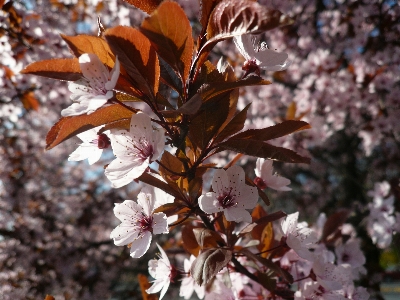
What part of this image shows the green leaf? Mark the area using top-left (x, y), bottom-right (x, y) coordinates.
top-left (105, 26), bottom-right (160, 100)
top-left (191, 248), bottom-right (232, 286)
top-left (140, 1), bottom-right (194, 82)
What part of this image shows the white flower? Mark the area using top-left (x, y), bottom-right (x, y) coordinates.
top-left (335, 239), bottom-right (366, 268)
top-left (68, 126), bottom-right (110, 165)
top-left (280, 212), bottom-right (317, 261)
top-left (147, 243), bottom-right (175, 300)
top-left (233, 34), bottom-right (289, 75)
top-left (254, 158), bottom-right (291, 191)
top-left (61, 53), bottom-right (120, 117)
top-left (199, 165), bottom-right (258, 223)
top-left (110, 185), bottom-right (173, 258)
top-left (180, 255), bottom-right (205, 299)
top-left (105, 112), bottom-right (165, 188)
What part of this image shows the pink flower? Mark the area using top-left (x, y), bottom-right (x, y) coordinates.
top-left (233, 34), bottom-right (289, 76)
top-left (280, 212), bottom-right (317, 261)
top-left (147, 243), bottom-right (176, 300)
top-left (68, 126), bottom-right (110, 165)
top-left (254, 158), bottom-right (291, 191)
top-left (109, 186), bottom-right (172, 258)
top-left (61, 53), bottom-right (120, 116)
top-left (105, 113), bottom-right (165, 188)
top-left (199, 165), bottom-right (258, 223)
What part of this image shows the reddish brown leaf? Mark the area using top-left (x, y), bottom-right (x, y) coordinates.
top-left (159, 151), bottom-right (184, 177)
top-left (20, 91), bottom-right (39, 111)
top-left (199, 0), bottom-right (221, 31)
top-left (20, 58), bottom-right (82, 81)
top-left (191, 248), bottom-right (232, 286)
top-left (322, 209), bottom-right (350, 243)
top-left (188, 91), bottom-right (231, 150)
top-left (61, 34), bottom-right (115, 68)
top-left (195, 0), bottom-right (291, 71)
top-left (44, 296), bottom-right (55, 300)
top-left (105, 26), bottom-right (160, 100)
top-left (200, 75), bottom-right (271, 103)
top-left (193, 228), bottom-right (224, 249)
top-left (213, 103), bottom-right (251, 144)
top-left (137, 274), bottom-right (159, 300)
top-left (138, 172), bottom-right (182, 200)
top-left (231, 120), bottom-right (311, 141)
top-left (122, 0), bottom-right (162, 14)
top-left (141, 1), bottom-right (194, 82)
top-left (46, 104), bottom-right (134, 150)
top-left (218, 139), bottom-right (310, 164)
top-left (181, 225), bottom-right (201, 256)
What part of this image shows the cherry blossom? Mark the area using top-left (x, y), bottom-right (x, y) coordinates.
top-left (105, 112), bottom-right (165, 188)
top-left (233, 34), bottom-right (289, 76)
top-left (254, 158), bottom-right (291, 191)
top-left (109, 185), bottom-right (172, 258)
top-left (147, 243), bottom-right (176, 300)
top-left (179, 255), bottom-right (205, 299)
top-left (199, 165), bottom-right (258, 223)
top-left (68, 126), bottom-right (110, 165)
top-left (280, 212), bottom-right (318, 261)
top-left (61, 53), bottom-right (120, 117)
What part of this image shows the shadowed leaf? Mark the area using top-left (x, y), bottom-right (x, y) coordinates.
top-left (193, 228), bottom-right (224, 249)
top-left (322, 209), bottom-right (350, 243)
top-left (141, 1), bottom-right (194, 82)
top-left (182, 225), bottom-right (201, 256)
top-left (218, 139), bottom-right (310, 164)
top-left (231, 120), bottom-right (310, 141)
top-left (191, 248), bottom-right (232, 286)
top-left (21, 58), bottom-right (82, 81)
top-left (46, 104), bottom-right (134, 150)
top-left (105, 26), bottom-right (160, 100)
top-left (214, 103), bottom-right (251, 144)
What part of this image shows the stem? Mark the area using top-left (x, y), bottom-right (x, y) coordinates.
top-left (231, 256), bottom-right (260, 283)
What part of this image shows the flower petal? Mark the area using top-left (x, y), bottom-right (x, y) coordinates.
top-left (224, 207), bottom-right (252, 223)
top-left (152, 213), bottom-right (168, 234)
top-left (199, 192), bottom-right (220, 214)
top-left (129, 231), bottom-right (152, 258)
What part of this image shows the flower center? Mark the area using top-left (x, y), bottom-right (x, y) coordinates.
top-left (217, 188), bottom-right (237, 209)
top-left (138, 213), bottom-right (154, 233)
top-left (342, 253), bottom-right (350, 262)
top-left (254, 176), bottom-right (267, 190)
top-left (97, 133), bottom-right (111, 149)
top-left (135, 138), bottom-right (154, 161)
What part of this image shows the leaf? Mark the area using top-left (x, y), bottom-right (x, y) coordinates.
top-left (214, 103), bottom-right (251, 144)
top-left (61, 34), bottom-right (115, 68)
top-left (193, 228), bottom-right (224, 249)
top-left (20, 91), bottom-right (39, 111)
top-left (199, 0), bottom-right (221, 31)
top-left (321, 209), bottom-right (350, 243)
top-left (181, 225), bottom-right (201, 256)
top-left (188, 91), bottom-right (231, 150)
top-left (44, 296), bottom-right (55, 300)
top-left (195, 0), bottom-right (291, 71)
top-left (200, 75), bottom-right (271, 103)
top-left (138, 172), bottom-right (182, 200)
top-left (21, 58), bottom-right (82, 81)
top-left (137, 274), bottom-right (159, 300)
top-left (122, 0), bottom-right (162, 14)
top-left (218, 139), bottom-right (310, 164)
top-left (176, 94), bottom-right (202, 115)
top-left (191, 248), bottom-right (232, 286)
top-left (141, 1), bottom-right (194, 82)
top-left (159, 151), bottom-right (185, 177)
top-left (231, 120), bottom-right (311, 141)
top-left (105, 26), bottom-right (160, 100)
top-left (46, 104), bottom-right (134, 150)
top-left (241, 248), bottom-right (293, 284)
